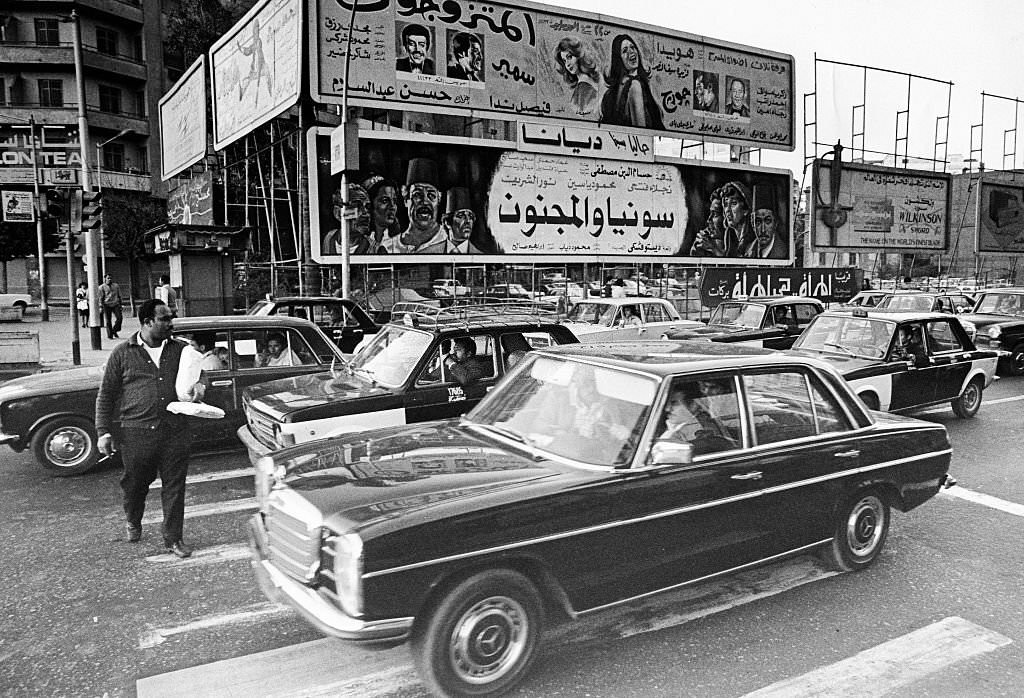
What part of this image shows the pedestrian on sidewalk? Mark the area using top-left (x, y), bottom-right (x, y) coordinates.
top-left (75, 282), bottom-right (89, 328)
top-left (99, 273), bottom-right (123, 339)
top-left (154, 275), bottom-right (178, 316)
top-left (95, 299), bottom-right (206, 558)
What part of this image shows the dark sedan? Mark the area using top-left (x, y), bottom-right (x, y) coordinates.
top-left (247, 296), bottom-right (379, 353)
top-left (665, 296), bottom-right (824, 348)
top-left (249, 341), bottom-right (952, 696)
top-left (957, 287), bottom-right (1024, 375)
top-left (0, 316), bottom-right (346, 476)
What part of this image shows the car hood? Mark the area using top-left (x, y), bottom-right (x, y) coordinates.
top-left (245, 370), bottom-right (390, 417)
top-left (667, 324), bottom-right (760, 339)
top-left (270, 421), bottom-right (567, 529)
top-left (561, 321), bottom-right (613, 335)
top-left (785, 348), bottom-right (883, 374)
top-left (0, 365), bottom-right (103, 399)
top-left (957, 312), bottom-right (1024, 329)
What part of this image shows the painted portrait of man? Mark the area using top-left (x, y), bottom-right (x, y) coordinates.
top-left (396, 23), bottom-right (435, 75)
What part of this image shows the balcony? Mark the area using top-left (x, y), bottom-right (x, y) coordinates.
top-left (0, 102), bottom-right (149, 137)
top-left (26, 0), bottom-right (143, 24)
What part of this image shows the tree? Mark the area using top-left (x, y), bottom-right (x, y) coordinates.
top-left (103, 193), bottom-right (166, 309)
top-left (164, 0), bottom-right (252, 68)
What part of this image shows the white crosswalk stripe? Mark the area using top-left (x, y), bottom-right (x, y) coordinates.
top-left (141, 497), bottom-right (257, 525)
top-left (149, 467), bottom-right (252, 490)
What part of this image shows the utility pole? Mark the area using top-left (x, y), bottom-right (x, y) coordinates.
top-left (70, 9), bottom-right (101, 350)
top-left (28, 115), bottom-right (48, 321)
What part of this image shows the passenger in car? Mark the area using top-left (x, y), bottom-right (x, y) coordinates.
top-left (258, 333), bottom-right (302, 367)
top-left (444, 337), bottom-right (490, 386)
top-left (893, 325), bottom-right (928, 367)
top-left (659, 379), bottom-right (737, 455)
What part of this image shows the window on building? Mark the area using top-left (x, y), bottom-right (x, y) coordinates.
top-left (98, 84), bottom-right (121, 114)
top-left (0, 78), bottom-right (6, 106)
top-left (101, 143), bottom-right (125, 172)
top-left (0, 15), bottom-right (14, 43)
top-left (134, 90), bottom-right (146, 117)
top-left (132, 35), bottom-right (143, 61)
top-left (38, 79), bottom-right (63, 107)
top-left (96, 27), bottom-right (119, 56)
top-left (847, 253), bottom-right (858, 265)
top-left (34, 18), bottom-right (59, 46)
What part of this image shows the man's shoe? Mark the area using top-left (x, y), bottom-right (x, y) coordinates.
top-left (166, 541), bottom-right (192, 558)
top-left (126, 522), bottom-right (142, 543)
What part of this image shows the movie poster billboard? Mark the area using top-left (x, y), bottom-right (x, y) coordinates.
top-left (811, 160), bottom-right (951, 251)
top-left (166, 173), bottom-right (215, 225)
top-left (210, 0), bottom-right (302, 150)
top-left (976, 180), bottom-right (1024, 255)
top-left (159, 56), bottom-right (208, 180)
top-left (307, 126), bottom-right (792, 264)
top-left (312, 0), bottom-right (795, 151)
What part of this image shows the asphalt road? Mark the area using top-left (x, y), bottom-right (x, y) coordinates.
top-left (1, 374), bottom-right (1022, 697)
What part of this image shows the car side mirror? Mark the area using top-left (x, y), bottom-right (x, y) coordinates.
top-left (650, 440), bottom-right (694, 466)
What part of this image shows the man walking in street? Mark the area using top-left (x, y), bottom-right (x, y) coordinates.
top-left (99, 273), bottom-right (123, 339)
top-left (95, 299), bottom-right (206, 558)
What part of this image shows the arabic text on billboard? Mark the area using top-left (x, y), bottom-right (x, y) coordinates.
top-left (314, 0), bottom-right (795, 150)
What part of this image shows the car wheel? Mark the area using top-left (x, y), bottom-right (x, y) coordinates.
top-left (821, 489), bottom-right (890, 572)
top-left (858, 392), bottom-right (880, 411)
top-left (411, 570), bottom-right (543, 697)
top-left (1007, 345), bottom-right (1024, 376)
top-left (951, 377), bottom-right (984, 418)
top-left (32, 417), bottom-right (99, 476)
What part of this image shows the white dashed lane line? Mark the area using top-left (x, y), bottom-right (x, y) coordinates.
top-left (940, 485), bottom-right (1024, 518)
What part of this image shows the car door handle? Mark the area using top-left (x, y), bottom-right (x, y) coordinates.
top-left (210, 380), bottom-right (232, 386)
top-left (730, 471), bottom-right (762, 481)
top-left (835, 449), bottom-right (860, 458)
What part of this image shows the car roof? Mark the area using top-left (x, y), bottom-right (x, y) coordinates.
top-left (573, 297), bottom-right (670, 306)
top-left (536, 340), bottom-right (830, 378)
top-left (975, 287), bottom-right (1024, 294)
top-left (390, 301), bottom-right (564, 332)
top-left (260, 296), bottom-right (358, 304)
top-left (720, 295), bottom-right (822, 305)
top-left (820, 308), bottom-right (955, 322)
top-left (174, 315), bottom-right (321, 330)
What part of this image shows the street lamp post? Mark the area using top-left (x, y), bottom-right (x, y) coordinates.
top-left (95, 128), bottom-right (134, 279)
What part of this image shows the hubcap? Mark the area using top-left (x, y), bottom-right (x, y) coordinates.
top-left (450, 596), bottom-right (528, 685)
top-left (963, 384), bottom-right (980, 410)
top-left (46, 427), bottom-right (91, 468)
top-left (847, 496), bottom-right (884, 557)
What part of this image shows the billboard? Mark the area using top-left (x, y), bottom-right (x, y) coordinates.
top-left (2, 190), bottom-right (34, 223)
top-left (811, 160), bottom-right (951, 251)
top-left (699, 266), bottom-right (860, 308)
top-left (210, 0), bottom-right (302, 150)
top-left (311, 0), bottom-right (795, 151)
top-left (159, 55), bottom-right (208, 180)
top-left (307, 126), bottom-right (793, 263)
top-left (976, 180), bottom-right (1024, 255)
top-left (167, 173), bottom-right (215, 225)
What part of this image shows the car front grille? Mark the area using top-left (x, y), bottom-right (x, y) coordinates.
top-left (265, 491), bottom-right (322, 583)
top-left (247, 405), bottom-right (278, 448)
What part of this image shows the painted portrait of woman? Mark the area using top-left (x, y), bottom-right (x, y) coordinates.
top-left (599, 33), bottom-right (665, 130)
top-left (554, 37), bottom-right (601, 116)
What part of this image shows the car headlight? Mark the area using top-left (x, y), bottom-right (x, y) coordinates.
top-left (330, 532), bottom-right (363, 616)
top-left (987, 325), bottom-right (1002, 339)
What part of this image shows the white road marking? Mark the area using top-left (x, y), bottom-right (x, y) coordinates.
top-left (149, 468), bottom-right (252, 490)
top-left (141, 497), bottom-right (257, 525)
top-left (263, 667), bottom-right (421, 698)
top-left (940, 485), bottom-right (1024, 518)
top-left (144, 542), bottom-right (249, 566)
top-left (138, 602), bottom-right (292, 649)
top-left (742, 616), bottom-right (1011, 697)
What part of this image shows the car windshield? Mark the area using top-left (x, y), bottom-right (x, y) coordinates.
top-left (347, 324), bottom-right (431, 387)
top-left (709, 302), bottom-right (766, 327)
top-left (876, 295), bottom-right (932, 311)
top-left (247, 300), bottom-right (273, 316)
top-left (794, 314), bottom-right (895, 359)
top-left (566, 302), bottom-right (617, 327)
top-left (974, 293), bottom-right (1024, 317)
top-left (467, 355), bottom-right (658, 467)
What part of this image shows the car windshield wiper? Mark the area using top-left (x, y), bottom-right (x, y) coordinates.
top-left (347, 364), bottom-right (377, 385)
top-left (822, 342), bottom-right (857, 356)
top-left (478, 423), bottom-right (532, 446)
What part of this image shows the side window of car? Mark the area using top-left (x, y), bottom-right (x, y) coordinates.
top-left (417, 335), bottom-right (495, 386)
top-left (924, 320), bottom-right (963, 354)
top-left (231, 331), bottom-right (260, 369)
top-left (658, 375), bottom-right (741, 456)
top-left (644, 303), bottom-right (670, 323)
top-left (794, 304), bottom-right (819, 327)
top-left (500, 332), bottom-right (533, 371)
top-left (743, 370), bottom-right (819, 445)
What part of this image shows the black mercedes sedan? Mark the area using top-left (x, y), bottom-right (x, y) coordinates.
top-left (248, 341), bottom-right (952, 696)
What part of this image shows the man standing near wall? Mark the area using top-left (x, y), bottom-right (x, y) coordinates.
top-left (99, 273), bottom-right (123, 339)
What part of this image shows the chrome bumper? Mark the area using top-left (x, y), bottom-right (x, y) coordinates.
top-left (237, 424), bottom-right (272, 466)
top-left (247, 514), bottom-right (413, 643)
top-left (0, 431), bottom-right (20, 447)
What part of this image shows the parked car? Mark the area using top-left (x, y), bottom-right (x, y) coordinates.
top-left (842, 290), bottom-right (890, 309)
top-left (0, 316), bottom-right (347, 476)
top-left (248, 341), bottom-right (953, 696)
top-left (0, 292), bottom-right (34, 319)
top-left (246, 296), bottom-right (379, 353)
top-left (873, 291), bottom-right (976, 315)
top-left (788, 308), bottom-right (1000, 417)
top-left (483, 283), bottom-right (534, 300)
top-left (562, 297), bottom-right (702, 342)
top-left (432, 279), bottom-right (470, 298)
top-left (665, 296), bottom-right (824, 349)
top-left (957, 287), bottom-right (1024, 375)
top-left (237, 302), bottom-right (579, 457)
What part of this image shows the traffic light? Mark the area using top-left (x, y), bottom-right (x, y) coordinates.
top-left (40, 188), bottom-right (66, 220)
top-left (81, 189), bottom-right (102, 231)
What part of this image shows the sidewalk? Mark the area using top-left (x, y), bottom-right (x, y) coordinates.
top-left (1, 306), bottom-right (116, 378)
